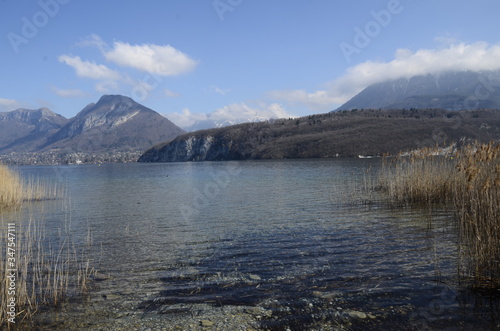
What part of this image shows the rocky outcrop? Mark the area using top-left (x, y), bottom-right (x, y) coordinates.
top-left (139, 134), bottom-right (241, 162)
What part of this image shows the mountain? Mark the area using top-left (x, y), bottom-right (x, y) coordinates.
top-left (42, 95), bottom-right (185, 153)
top-left (0, 108), bottom-right (68, 152)
top-left (337, 70), bottom-right (500, 111)
top-left (139, 108), bottom-right (500, 162)
top-left (0, 95), bottom-right (185, 157)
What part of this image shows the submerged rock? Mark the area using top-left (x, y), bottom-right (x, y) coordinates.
top-left (200, 319), bottom-right (215, 327)
top-left (346, 310), bottom-right (368, 319)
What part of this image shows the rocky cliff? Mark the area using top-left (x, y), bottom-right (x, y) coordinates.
top-left (139, 132), bottom-right (245, 162)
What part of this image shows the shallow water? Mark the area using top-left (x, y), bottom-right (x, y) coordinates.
top-left (8, 159), bottom-right (500, 330)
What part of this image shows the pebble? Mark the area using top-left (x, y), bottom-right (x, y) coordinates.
top-left (248, 274), bottom-right (261, 281)
top-left (94, 272), bottom-right (112, 281)
top-left (200, 319), bottom-right (215, 327)
top-left (347, 310), bottom-right (368, 319)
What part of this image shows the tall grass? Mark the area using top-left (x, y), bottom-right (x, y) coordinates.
top-left (0, 163), bottom-right (94, 327)
top-left (453, 142), bottom-right (500, 288)
top-left (378, 147), bottom-right (456, 206)
top-left (0, 164), bottom-right (23, 211)
top-left (378, 142), bottom-right (500, 288)
top-left (0, 164), bottom-right (61, 212)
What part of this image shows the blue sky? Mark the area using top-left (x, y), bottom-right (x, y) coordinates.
top-left (1, 0), bottom-right (500, 130)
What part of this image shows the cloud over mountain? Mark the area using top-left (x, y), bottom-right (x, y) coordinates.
top-left (168, 102), bottom-right (295, 131)
top-left (271, 42), bottom-right (500, 110)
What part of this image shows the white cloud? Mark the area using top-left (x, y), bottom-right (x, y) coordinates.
top-left (104, 42), bottom-right (198, 76)
top-left (167, 103), bottom-right (296, 131)
top-left (268, 89), bottom-right (341, 110)
top-left (95, 80), bottom-right (120, 94)
top-left (0, 98), bottom-right (20, 111)
top-left (60, 35), bottom-right (198, 97)
top-left (51, 86), bottom-right (85, 97)
top-left (271, 42), bottom-right (500, 108)
top-left (58, 55), bottom-right (122, 81)
top-left (210, 103), bottom-right (292, 124)
top-left (167, 108), bottom-right (209, 129)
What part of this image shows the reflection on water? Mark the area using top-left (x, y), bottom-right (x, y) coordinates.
top-left (13, 159), bottom-right (500, 329)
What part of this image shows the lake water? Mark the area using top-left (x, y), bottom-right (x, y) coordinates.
top-left (9, 159), bottom-right (500, 330)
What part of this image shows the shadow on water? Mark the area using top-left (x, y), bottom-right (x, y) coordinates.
top-left (139, 256), bottom-right (500, 330)
top-left (136, 198), bottom-right (500, 330)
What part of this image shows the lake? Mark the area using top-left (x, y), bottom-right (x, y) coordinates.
top-left (9, 159), bottom-right (500, 330)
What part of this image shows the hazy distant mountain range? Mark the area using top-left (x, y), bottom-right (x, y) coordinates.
top-left (337, 70), bottom-right (500, 111)
top-left (0, 95), bottom-right (184, 154)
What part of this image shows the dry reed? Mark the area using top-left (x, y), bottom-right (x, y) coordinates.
top-left (0, 164), bottom-right (23, 211)
top-left (453, 142), bottom-right (500, 288)
top-left (378, 142), bottom-right (500, 288)
top-left (378, 147), bottom-right (456, 206)
top-left (0, 163), bottom-right (94, 327)
top-left (0, 163), bottom-right (61, 212)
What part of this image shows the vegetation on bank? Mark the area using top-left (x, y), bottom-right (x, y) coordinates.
top-left (0, 163), bottom-right (94, 327)
top-left (378, 142), bottom-right (500, 288)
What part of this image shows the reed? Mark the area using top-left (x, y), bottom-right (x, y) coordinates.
top-left (0, 164), bottom-right (94, 327)
top-left (378, 142), bottom-right (500, 288)
top-left (453, 142), bottom-right (500, 288)
top-left (377, 147), bottom-right (456, 206)
top-left (0, 163), bottom-right (61, 212)
top-left (0, 164), bottom-right (23, 211)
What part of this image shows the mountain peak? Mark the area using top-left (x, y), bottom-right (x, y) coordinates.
top-left (96, 94), bottom-right (135, 106)
top-left (44, 94), bottom-right (185, 152)
top-left (76, 94), bottom-right (153, 119)
top-left (1, 107), bottom-right (66, 123)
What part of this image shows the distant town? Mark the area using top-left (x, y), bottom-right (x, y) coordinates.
top-left (0, 151), bottom-right (142, 166)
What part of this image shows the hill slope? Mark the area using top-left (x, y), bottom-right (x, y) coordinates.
top-left (338, 70), bottom-right (500, 111)
top-left (139, 108), bottom-right (500, 162)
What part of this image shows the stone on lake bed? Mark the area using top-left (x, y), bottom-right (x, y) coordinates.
top-left (245, 307), bottom-right (272, 317)
top-left (248, 274), bottom-right (261, 281)
top-left (200, 319), bottom-right (215, 327)
top-left (93, 272), bottom-right (112, 281)
top-left (103, 294), bottom-right (121, 300)
top-left (347, 310), bottom-right (368, 319)
top-left (312, 290), bottom-right (341, 299)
